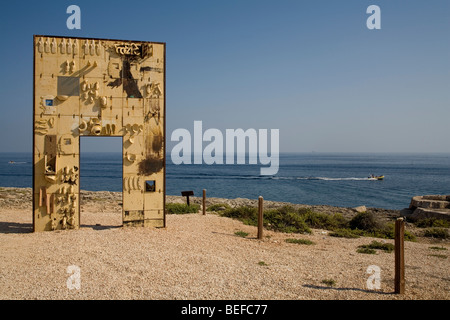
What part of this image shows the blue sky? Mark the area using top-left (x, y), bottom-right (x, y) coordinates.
top-left (0, 0), bottom-right (448, 153)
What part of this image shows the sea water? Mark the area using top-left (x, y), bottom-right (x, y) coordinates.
top-left (1, 152), bottom-right (449, 210)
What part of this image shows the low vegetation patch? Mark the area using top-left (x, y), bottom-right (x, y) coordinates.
top-left (219, 205), bottom-right (417, 241)
top-left (415, 218), bottom-right (450, 228)
top-left (264, 207), bottom-right (312, 234)
top-left (429, 246), bottom-right (447, 251)
top-left (221, 206), bottom-right (312, 234)
top-left (428, 254), bottom-right (447, 259)
top-left (331, 221), bottom-right (416, 241)
top-left (234, 231), bottom-right (249, 238)
top-left (349, 212), bottom-right (382, 232)
top-left (285, 238), bottom-right (314, 245)
top-left (357, 240), bottom-right (395, 253)
top-left (258, 261), bottom-right (268, 266)
top-left (357, 247), bottom-right (377, 254)
top-left (321, 279), bottom-right (336, 287)
top-left (329, 228), bottom-right (361, 239)
top-left (368, 222), bottom-right (416, 242)
top-left (166, 203), bottom-right (200, 214)
top-left (423, 228), bottom-right (449, 239)
top-left (221, 206), bottom-right (258, 225)
top-left (297, 208), bottom-right (347, 230)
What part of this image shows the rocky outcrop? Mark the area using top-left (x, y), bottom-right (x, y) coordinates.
top-left (353, 205), bottom-right (367, 213)
top-left (407, 195), bottom-right (450, 221)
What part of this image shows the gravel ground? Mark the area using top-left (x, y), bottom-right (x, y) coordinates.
top-left (0, 188), bottom-right (448, 300)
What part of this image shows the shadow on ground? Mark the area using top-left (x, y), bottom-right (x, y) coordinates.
top-left (303, 284), bottom-right (394, 295)
top-left (81, 224), bottom-right (122, 231)
top-left (0, 222), bottom-right (33, 234)
top-left (0, 222), bottom-right (122, 233)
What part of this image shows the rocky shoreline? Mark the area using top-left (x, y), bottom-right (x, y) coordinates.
top-left (2, 186), bottom-right (449, 243)
top-left (167, 194), bottom-right (402, 222)
top-left (0, 187), bottom-right (401, 221)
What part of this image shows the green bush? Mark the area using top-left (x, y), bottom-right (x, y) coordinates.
top-left (328, 213), bottom-right (349, 229)
top-left (221, 206), bottom-right (258, 225)
top-left (359, 223), bottom-right (416, 242)
top-left (357, 247), bottom-right (377, 254)
top-left (219, 205), bottom-right (417, 241)
top-left (298, 209), bottom-right (347, 230)
top-left (221, 206), bottom-right (312, 234)
top-left (349, 212), bottom-right (382, 232)
top-left (329, 228), bottom-right (361, 238)
top-left (264, 208), bottom-right (312, 234)
top-left (166, 203), bottom-right (200, 214)
top-left (285, 238), bottom-right (315, 245)
top-left (358, 240), bottom-right (394, 253)
top-left (346, 215), bottom-right (417, 242)
top-left (321, 279), bottom-right (336, 287)
top-left (428, 254), bottom-right (447, 259)
top-left (423, 228), bottom-right (449, 239)
top-left (234, 231), bottom-right (249, 238)
top-left (416, 218), bottom-right (450, 228)
top-left (429, 246), bottom-right (447, 251)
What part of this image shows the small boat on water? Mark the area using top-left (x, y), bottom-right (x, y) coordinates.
top-left (9, 161), bottom-right (15, 164)
top-left (368, 174), bottom-right (384, 180)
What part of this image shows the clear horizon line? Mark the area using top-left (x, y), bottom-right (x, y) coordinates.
top-left (2, 151), bottom-right (450, 155)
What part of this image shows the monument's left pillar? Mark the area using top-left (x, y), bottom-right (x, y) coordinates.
top-left (33, 36), bottom-right (81, 232)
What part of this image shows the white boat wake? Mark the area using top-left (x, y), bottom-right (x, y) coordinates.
top-left (271, 177), bottom-right (373, 181)
top-left (298, 177), bottom-right (369, 181)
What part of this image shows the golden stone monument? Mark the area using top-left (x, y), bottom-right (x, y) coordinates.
top-left (33, 35), bottom-right (166, 232)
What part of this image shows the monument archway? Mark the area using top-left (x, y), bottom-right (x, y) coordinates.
top-left (33, 35), bottom-right (166, 232)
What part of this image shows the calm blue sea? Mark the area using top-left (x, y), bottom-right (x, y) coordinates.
top-left (1, 152), bottom-right (449, 210)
